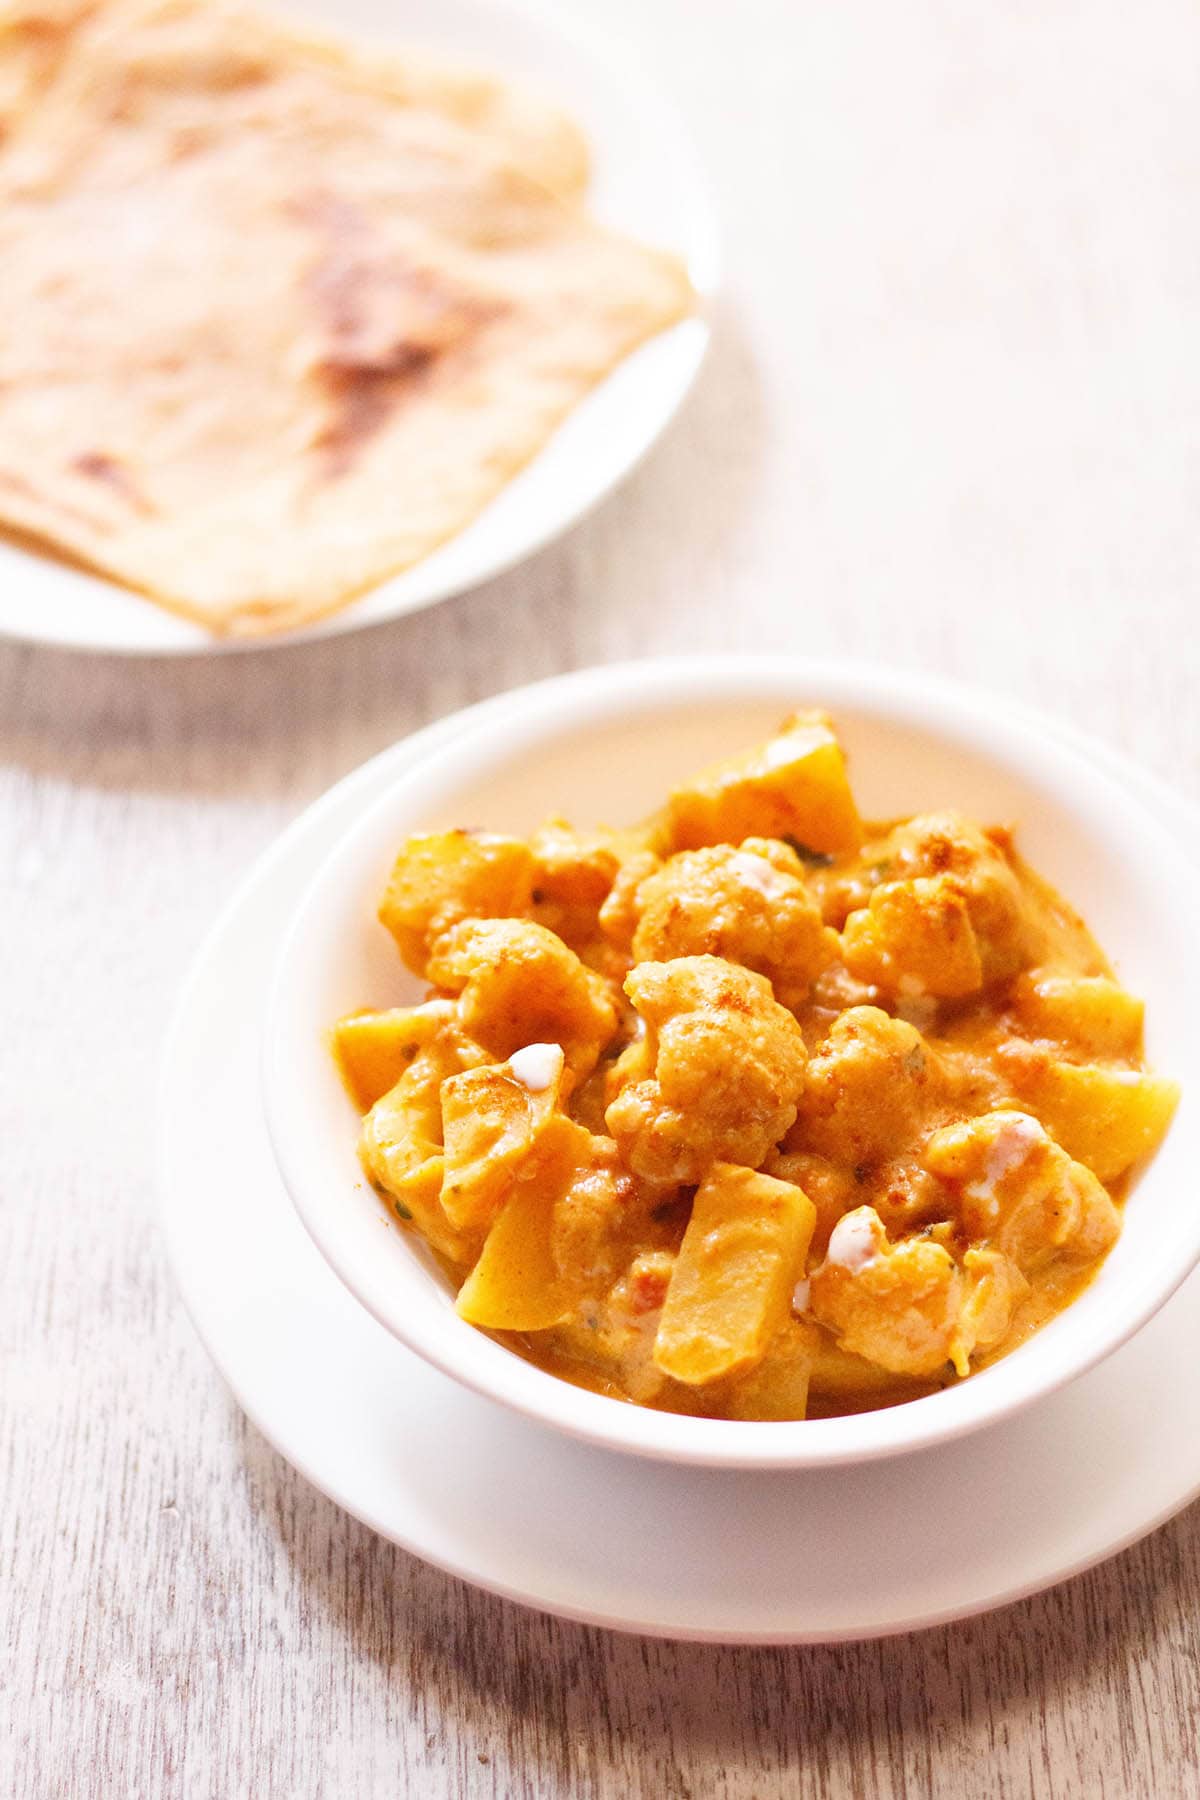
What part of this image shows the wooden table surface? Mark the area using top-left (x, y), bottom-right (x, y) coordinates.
top-left (4, 1), bottom-right (1199, 1793)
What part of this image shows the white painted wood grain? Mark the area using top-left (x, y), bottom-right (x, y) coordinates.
top-left (3, 1), bottom-right (1199, 1794)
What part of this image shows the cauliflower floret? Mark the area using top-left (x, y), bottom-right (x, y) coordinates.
top-left (889, 814), bottom-right (1027, 939)
top-left (597, 849), bottom-right (663, 952)
top-left (527, 818), bottom-right (622, 949)
top-left (605, 955), bottom-right (808, 1183)
top-left (603, 1026), bottom-right (655, 1107)
top-left (629, 840), bottom-right (837, 1000)
top-left (809, 1206), bottom-right (963, 1377)
top-left (789, 1006), bottom-right (945, 1168)
top-left (842, 813), bottom-right (1032, 995)
top-left (841, 874), bottom-right (983, 999)
top-left (427, 918), bottom-right (618, 1078)
top-left (549, 1137), bottom-right (639, 1288)
top-left (378, 830), bottom-right (534, 976)
top-left (765, 1149), bottom-right (855, 1255)
top-left (954, 1247), bottom-right (1029, 1369)
top-left (923, 1109), bottom-right (1120, 1272)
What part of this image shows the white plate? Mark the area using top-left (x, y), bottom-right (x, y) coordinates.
top-left (0, 0), bottom-right (716, 656)
top-left (159, 667), bottom-right (1200, 1642)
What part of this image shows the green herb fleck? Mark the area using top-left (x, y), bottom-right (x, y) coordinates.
top-left (393, 1199), bottom-right (413, 1221)
top-left (782, 835), bottom-right (834, 868)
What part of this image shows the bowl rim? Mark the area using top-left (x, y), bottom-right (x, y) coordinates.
top-left (262, 655), bottom-right (1199, 1469)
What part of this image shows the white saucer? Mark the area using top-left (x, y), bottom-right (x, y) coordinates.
top-left (0, 0), bottom-right (716, 656)
top-left (159, 673), bottom-right (1200, 1642)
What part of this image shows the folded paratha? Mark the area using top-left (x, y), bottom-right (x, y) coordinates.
top-left (0, 0), bottom-right (693, 633)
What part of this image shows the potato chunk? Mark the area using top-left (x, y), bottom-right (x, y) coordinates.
top-left (807, 1337), bottom-right (930, 1407)
top-left (427, 917), bottom-right (618, 1077)
top-left (455, 1113), bottom-right (597, 1331)
top-left (378, 831), bottom-right (534, 975)
top-left (996, 1045), bottom-right (1179, 1182)
top-left (439, 1044), bottom-right (566, 1231)
top-left (359, 1043), bottom-right (485, 1263)
top-left (667, 711), bottom-right (862, 855)
top-left (630, 840), bottom-right (837, 998)
top-left (605, 956), bottom-right (809, 1183)
top-left (376, 1157), bottom-right (460, 1260)
top-left (653, 1164), bottom-right (816, 1385)
top-left (842, 874), bottom-right (984, 999)
top-left (333, 999), bottom-right (456, 1111)
top-left (923, 1109), bottom-right (1120, 1269)
top-left (709, 1318), bottom-right (821, 1419)
top-left (789, 1006), bottom-right (944, 1167)
top-left (357, 1014), bottom-right (494, 1253)
top-left (809, 1206), bottom-right (963, 1377)
top-left (455, 1176), bottom-right (567, 1332)
top-left (1012, 972), bottom-right (1143, 1059)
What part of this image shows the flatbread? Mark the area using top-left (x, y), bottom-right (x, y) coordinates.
top-left (0, 0), bottom-right (693, 633)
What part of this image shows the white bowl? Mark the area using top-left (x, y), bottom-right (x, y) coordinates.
top-left (262, 658), bottom-right (1200, 1468)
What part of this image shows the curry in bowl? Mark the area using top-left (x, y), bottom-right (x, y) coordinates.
top-left (331, 712), bottom-right (1178, 1420)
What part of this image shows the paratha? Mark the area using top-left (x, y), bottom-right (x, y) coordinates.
top-left (0, 0), bottom-right (693, 634)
